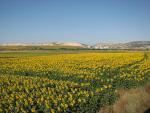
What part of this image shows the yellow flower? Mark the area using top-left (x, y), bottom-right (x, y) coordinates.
top-left (31, 107), bottom-right (36, 112)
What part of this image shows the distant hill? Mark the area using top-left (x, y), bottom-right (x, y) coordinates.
top-left (0, 41), bottom-right (150, 51)
top-left (0, 42), bottom-right (90, 51)
top-left (0, 42), bottom-right (89, 47)
top-left (93, 41), bottom-right (150, 50)
top-left (125, 41), bottom-right (150, 49)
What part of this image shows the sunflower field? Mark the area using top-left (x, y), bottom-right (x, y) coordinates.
top-left (0, 51), bottom-right (150, 113)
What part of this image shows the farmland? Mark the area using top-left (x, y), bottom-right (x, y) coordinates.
top-left (0, 51), bottom-right (150, 113)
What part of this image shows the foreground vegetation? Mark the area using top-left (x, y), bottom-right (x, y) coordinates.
top-left (0, 51), bottom-right (150, 113)
top-left (98, 82), bottom-right (150, 113)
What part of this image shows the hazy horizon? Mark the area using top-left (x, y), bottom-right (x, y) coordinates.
top-left (0, 0), bottom-right (150, 44)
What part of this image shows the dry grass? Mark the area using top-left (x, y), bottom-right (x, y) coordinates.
top-left (98, 83), bottom-right (150, 113)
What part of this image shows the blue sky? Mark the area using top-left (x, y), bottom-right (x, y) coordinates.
top-left (0, 0), bottom-right (150, 44)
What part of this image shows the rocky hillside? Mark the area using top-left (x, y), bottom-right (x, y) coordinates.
top-left (93, 41), bottom-right (150, 50)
